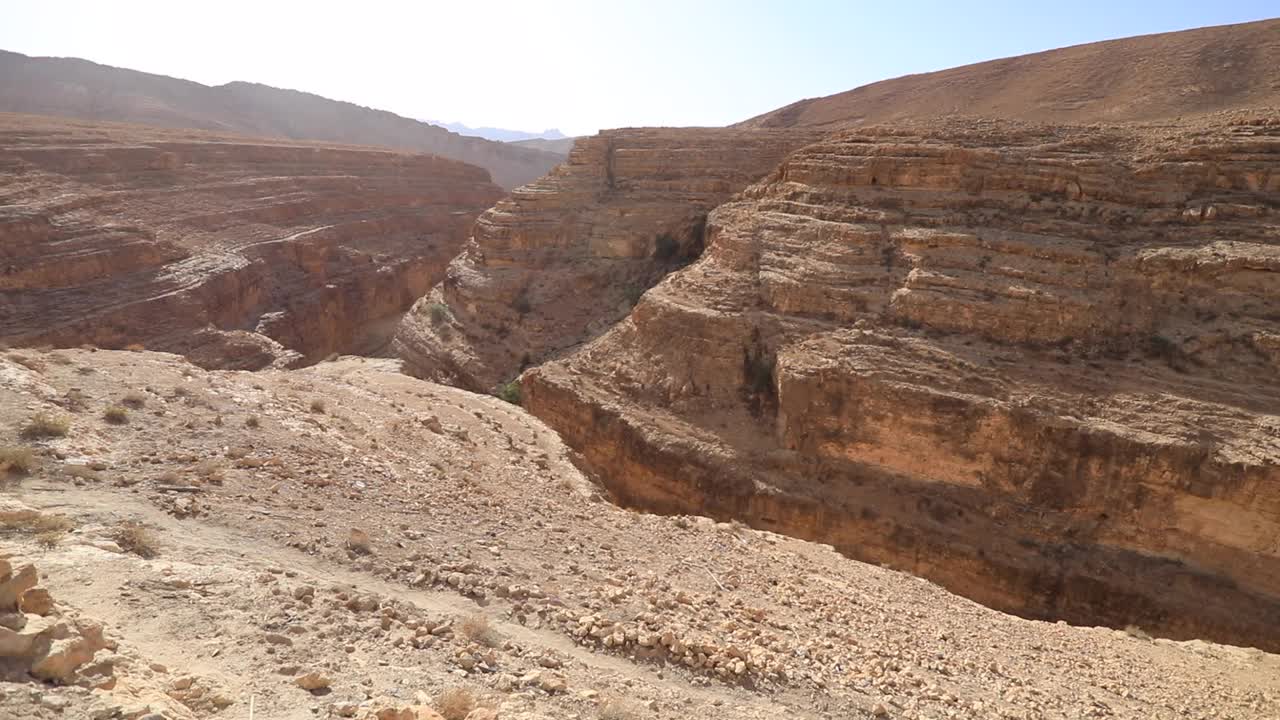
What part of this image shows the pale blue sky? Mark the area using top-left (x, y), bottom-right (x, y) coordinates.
top-left (2, 1), bottom-right (1276, 136)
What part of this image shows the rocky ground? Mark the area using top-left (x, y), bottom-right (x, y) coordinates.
top-left (2, 348), bottom-right (1278, 720)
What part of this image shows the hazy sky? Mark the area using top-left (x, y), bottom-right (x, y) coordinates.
top-left (2, 1), bottom-right (1276, 136)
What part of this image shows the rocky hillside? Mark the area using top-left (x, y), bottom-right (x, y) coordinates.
top-left (0, 113), bottom-right (503, 368)
top-left (394, 127), bottom-right (823, 391)
top-left (1, 349), bottom-right (1277, 719)
top-left (740, 19), bottom-right (1280, 129)
top-left (522, 111), bottom-right (1280, 651)
top-left (0, 51), bottom-right (562, 189)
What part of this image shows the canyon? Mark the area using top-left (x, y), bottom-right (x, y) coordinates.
top-left (2, 16), bottom-right (1280, 720)
top-left (0, 113), bottom-right (503, 368)
top-left (521, 112), bottom-right (1280, 651)
top-left (394, 127), bottom-right (824, 390)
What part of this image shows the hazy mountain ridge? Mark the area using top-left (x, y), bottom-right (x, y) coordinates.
top-left (0, 49), bottom-right (561, 188)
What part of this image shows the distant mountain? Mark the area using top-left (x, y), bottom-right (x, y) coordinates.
top-left (510, 136), bottom-right (577, 156)
top-left (0, 49), bottom-right (562, 189)
top-left (739, 18), bottom-right (1280, 129)
top-left (428, 121), bottom-right (567, 143)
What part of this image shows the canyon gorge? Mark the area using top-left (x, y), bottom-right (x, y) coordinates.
top-left (2, 15), bottom-right (1280, 720)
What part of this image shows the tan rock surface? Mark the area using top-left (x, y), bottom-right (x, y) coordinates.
top-left (524, 113), bottom-right (1280, 651)
top-left (0, 113), bottom-right (503, 368)
top-left (1, 349), bottom-right (1276, 718)
top-left (394, 127), bottom-right (822, 391)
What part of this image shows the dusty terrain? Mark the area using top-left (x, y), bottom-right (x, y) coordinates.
top-left (0, 113), bottom-right (503, 368)
top-left (2, 348), bottom-right (1278, 720)
top-left (522, 111), bottom-right (1280, 651)
top-left (739, 19), bottom-right (1280, 129)
top-left (0, 51), bottom-right (561, 189)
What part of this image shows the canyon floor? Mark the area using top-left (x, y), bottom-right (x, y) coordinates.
top-left (2, 348), bottom-right (1278, 720)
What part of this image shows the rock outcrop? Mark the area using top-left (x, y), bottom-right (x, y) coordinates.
top-left (0, 114), bottom-right (504, 368)
top-left (524, 114), bottom-right (1280, 650)
top-left (394, 127), bottom-right (822, 391)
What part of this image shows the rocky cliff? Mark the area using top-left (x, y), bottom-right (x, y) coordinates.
top-left (394, 127), bottom-right (822, 391)
top-left (0, 113), bottom-right (503, 368)
top-left (524, 113), bottom-right (1280, 650)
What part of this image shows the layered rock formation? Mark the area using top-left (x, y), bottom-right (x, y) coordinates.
top-left (0, 113), bottom-right (503, 368)
top-left (394, 127), bottom-right (822, 390)
top-left (0, 51), bottom-right (562, 189)
top-left (524, 114), bottom-right (1280, 650)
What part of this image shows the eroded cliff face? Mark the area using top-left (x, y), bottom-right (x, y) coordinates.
top-left (524, 114), bottom-right (1280, 650)
top-left (0, 114), bottom-right (504, 368)
top-left (394, 127), bottom-right (822, 391)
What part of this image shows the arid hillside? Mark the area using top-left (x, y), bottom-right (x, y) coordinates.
top-left (0, 51), bottom-right (562, 189)
top-left (0, 113), bottom-right (503, 368)
top-left (519, 110), bottom-right (1280, 651)
top-left (739, 19), bottom-right (1280, 129)
top-left (2, 349), bottom-right (1278, 720)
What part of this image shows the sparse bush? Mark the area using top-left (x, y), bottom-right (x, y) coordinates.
top-left (113, 521), bottom-right (159, 558)
top-left (245, 415), bottom-right (260, 429)
top-left (599, 698), bottom-right (642, 720)
top-left (8, 353), bottom-right (46, 373)
top-left (511, 291), bottom-right (533, 316)
top-left (62, 464), bottom-right (99, 481)
top-left (46, 351), bottom-right (74, 366)
top-left (121, 392), bottom-right (147, 409)
top-left (497, 380), bottom-right (521, 406)
top-left (0, 511), bottom-right (73, 542)
top-left (124, 343), bottom-right (146, 352)
top-left (653, 232), bottom-right (680, 261)
top-left (457, 613), bottom-right (499, 647)
top-left (1124, 624), bottom-right (1153, 641)
top-left (309, 399), bottom-right (326, 414)
top-left (346, 528), bottom-right (372, 554)
top-left (427, 302), bottom-right (452, 325)
top-left (103, 406), bottom-right (129, 425)
top-left (20, 412), bottom-right (70, 439)
top-left (435, 687), bottom-right (477, 720)
top-left (0, 446), bottom-right (36, 475)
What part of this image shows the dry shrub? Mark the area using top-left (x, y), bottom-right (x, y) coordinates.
top-left (121, 392), bottom-right (147, 409)
top-left (245, 415), bottom-right (260, 429)
top-left (7, 352), bottom-right (47, 373)
top-left (599, 699), bottom-right (641, 720)
top-left (124, 343), bottom-right (146, 352)
top-left (458, 613), bottom-right (499, 647)
top-left (194, 459), bottom-right (225, 485)
top-left (21, 412), bottom-right (70, 439)
top-left (103, 406), bottom-right (129, 425)
top-left (62, 464), bottom-right (99, 481)
top-left (0, 511), bottom-right (73, 544)
top-left (309, 398), bottom-right (326, 414)
top-left (0, 446), bottom-right (36, 475)
top-left (1124, 624), bottom-right (1153, 641)
top-left (114, 521), bottom-right (159, 558)
top-left (46, 352), bottom-right (74, 366)
top-left (435, 687), bottom-right (476, 720)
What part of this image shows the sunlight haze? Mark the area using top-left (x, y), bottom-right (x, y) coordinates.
top-left (2, 0), bottom-right (1275, 136)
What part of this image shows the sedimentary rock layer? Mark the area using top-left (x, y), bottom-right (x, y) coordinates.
top-left (525, 114), bottom-right (1280, 650)
top-left (394, 127), bottom-right (823, 391)
top-left (0, 114), bottom-right (503, 368)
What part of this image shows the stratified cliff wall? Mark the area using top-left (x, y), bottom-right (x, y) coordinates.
top-left (394, 128), bottom-right (822, 390)
top-left (0, 114), bottom-right (503, 368)
top-left (525, 114), bottom-right (1280, 650)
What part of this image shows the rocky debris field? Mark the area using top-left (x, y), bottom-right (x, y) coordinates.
top-left (0, 348), bottom-right (1277, 719)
